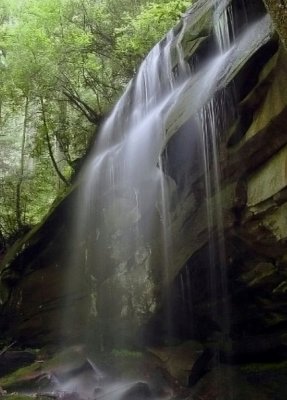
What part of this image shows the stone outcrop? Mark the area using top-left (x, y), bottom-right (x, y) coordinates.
top-left (0, 188), bottom-right (91, 344)
top-left (148, 342), bottom-right (204, 386)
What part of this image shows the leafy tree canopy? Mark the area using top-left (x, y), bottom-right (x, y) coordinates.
top-left (0, 0), bottom-right (190, 247)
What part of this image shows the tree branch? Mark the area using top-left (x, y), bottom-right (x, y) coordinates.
top-left (62, 89), bottom-right (103, 125)
top-left (40, 97), bottom-right (69, 186)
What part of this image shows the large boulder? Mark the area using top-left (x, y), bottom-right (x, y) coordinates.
top-left (148, 341), bottom-right (204, 386)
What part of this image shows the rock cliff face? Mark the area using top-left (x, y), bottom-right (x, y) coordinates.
top-left (1, 0), bottom-right (287, 366)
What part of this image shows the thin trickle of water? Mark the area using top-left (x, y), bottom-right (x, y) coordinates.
top-left (214, 0), bottom-right (235, 52)
top-left (199, 95), bottom-right (230, 334)
top-left (198, 2), bottom-right (236, 393)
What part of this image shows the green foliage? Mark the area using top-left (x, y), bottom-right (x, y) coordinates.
top-left (116, 0), bottom-right (190, 72)
top-left (0, 0), bottom-right (190, 243)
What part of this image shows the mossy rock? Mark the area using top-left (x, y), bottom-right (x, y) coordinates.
top-left (0, 346), bottom-right (86, 391)
top-left (2, 395), bottom-right (35, 400)
top-left (240, 360), bottom-right (287, 374)
top-left (2, 395), bottom-right (53, 400)
top-left (240, 361), bottom-right (287, 400)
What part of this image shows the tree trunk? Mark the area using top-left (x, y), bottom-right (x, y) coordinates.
top-left (15, 96), bottom-right (29, 229)
top-left (56, 99), bottom-right (74, 168)
top-left (40, 97), bottom-right (69, 186)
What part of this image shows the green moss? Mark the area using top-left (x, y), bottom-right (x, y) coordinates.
top-left (43, 347), bottom-right (84, 368)
top-left (111, 349), bottom-right (143, 358)
top-left (0, 362), bottom-right (41, 389)
top-left (86, 349), bottom-right (148, 380)
top-left (0, 347), bottom-right (146, 392)
top-left (240, 359), bottom-right (287, 373)
top-left (2, 395), bottom-right (33, 400)
top-left (0, 347), bottom-right (85, 390)
top-left (2, 395), bottom-right (52, 400)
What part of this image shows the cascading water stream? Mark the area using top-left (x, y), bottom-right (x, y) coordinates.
top-left (60, 1), bottom-right (274, 398)
top-left (200, 2), bottom-right (235, 333)
top-left (214, 0), bottom-right (235, 52)
top-left (64, 24), bottom-right (192, 348)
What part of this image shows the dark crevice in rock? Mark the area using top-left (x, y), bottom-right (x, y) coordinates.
top-left (188, 347), bottom-right (213, 386)
top-left (232, 38), bottom-right (279, 104)
top-left (223, 105), bottom-right (287, 181)
top-left (231, 0), bottom-right (267, 34)
top-left (227, 47), bottom-right (279, 146)
top-left (187, 35), bottom-right (217, 73)
top-left (162, 118), bottom-right (203, 191)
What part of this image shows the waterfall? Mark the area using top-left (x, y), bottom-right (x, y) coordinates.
top-left (214, 0), bottom-right (235, 52)
top-left (64, 21), bottom-right (192, 347)
top-left (46, 0), bottom-right (278, 399)
top-left (63, 0), bottom-right (273, 364)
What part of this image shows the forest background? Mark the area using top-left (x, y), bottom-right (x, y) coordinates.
top-left (0, 0), bottom-right (189, 250)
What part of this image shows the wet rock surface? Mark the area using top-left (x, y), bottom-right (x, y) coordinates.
top-left (119, 382), bottom-right (152, 400)
top-left (148, 342), bottom-right (204, 386)
top-left (0, 348), bottom-right (172, 400)
top-left (0, 346), bottom-right (287, 400)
